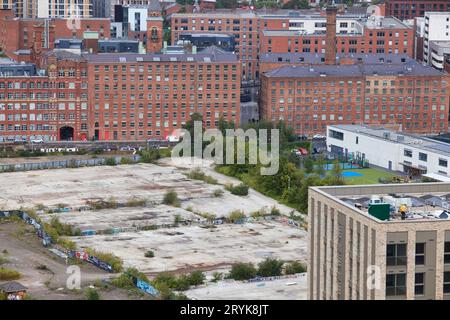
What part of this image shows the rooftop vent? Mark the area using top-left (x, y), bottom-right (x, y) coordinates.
top-left (397, 135), bottom-right (405, 142)
top-left (383, 132), bottom-right (391, 139)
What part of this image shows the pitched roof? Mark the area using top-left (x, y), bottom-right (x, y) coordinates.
top-left (0, 282), bottom-right (28, 293)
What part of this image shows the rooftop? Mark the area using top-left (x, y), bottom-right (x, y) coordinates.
top-left (329, 124), bottom-right (450, 158)
top-left (264, 59), bottom-right (445, 78)
top-left (260, 52), bottom-right (412, 64)
top-left (0, 282), bottom-right (27, 293)
top-left (312, 183), bottom-right (450, 223)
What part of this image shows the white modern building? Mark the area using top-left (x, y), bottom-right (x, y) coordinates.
top-left (327, 125), bottom-right (450, 182)
top-left (423, 12), bottom-right (450, 70)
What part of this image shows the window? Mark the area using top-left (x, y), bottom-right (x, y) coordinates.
top-left (445, 242), bottom-right (450, 264)
top-left (387, 244), bottom-right (407, 266)
top-left (386, 273), bottom-right (406, 296)
top-left (419, 152), bottom-right (427, 162)
top-left (415, 273), bottom-right (424, 295)
top-left (439, 159), bottom-right (448, 168)
top-left (404, 149), bottom-right (412, 157)
top-left (444, 272), bottom-right (450, 294)
top-left (329, 129), bottom-right (344, 140)
top-left (415, 243), bottom-right (425, 265)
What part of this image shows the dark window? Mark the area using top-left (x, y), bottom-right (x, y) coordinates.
top-left (404, 149), bottom-right (412, 157)
top-left (444, 272), bottom-right (450, 294)
top-left (329, 129), bottom-right (344, 140)
top-left (387, 244), bottom-right (407, 266)
top-left (415, 272), bottom-right (424, 295)
top-left (445, 242), bottom-right (450, 264)
top-left (439, 159), bottom-right (448, 168)
top-left (386, 273), bottom-right (406, 296)
top-left (419, 152), bottom-right (428, 162)
top-left (415, 243), bottom-right (425, 265)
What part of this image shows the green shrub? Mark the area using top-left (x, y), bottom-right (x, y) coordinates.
top-left (284, 261), bottom-right (307, 275)
top-left (85, 288), bottom-right (100, 300)
top-left (227, 210), bottom-right (245, 223)
top-left (213, 189), bottom-right (224, 197)
top-left (225, 183), bottom-right (249, 196)
top-left (188, 270), bottom-right (205, 286)
top-left (257, 258), bottom-right (284, 277)
top-left (0, 268), bottom-right (21, 280)
top-left (162, 190), bottom-right (180, 207)
top-left (104, 157), bottom-right (117, 166)
top-left (111, 268), bottom-right (149, 289)
top-left (144, 250), bottom-right (155, 258)
top-left (270, 206), bottom-right (281, 216)
top-left (211, 272), bottom-right (223, 282)
top-left (0, 256), bottom-right (9, 265)
top-left (152, 272), bottom-right (178, 289)
top-left (228, 263), bottom-right (257, 281)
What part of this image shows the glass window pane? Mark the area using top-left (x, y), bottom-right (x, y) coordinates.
top-left (396, 274), bottom-right (406, 286)
top-left (397, 244), bottom-right (407, 256)
top-left (416, 243), bottom-right (425, 254)
top-left (387, 244), bottom-right (395, 257)
top-left (415, 273), bottom-right (424, 284)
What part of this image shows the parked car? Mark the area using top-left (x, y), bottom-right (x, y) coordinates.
top-left (30, 138), bottom-right (44, 144)
top-left (313, 134), bottom-right (326, 140)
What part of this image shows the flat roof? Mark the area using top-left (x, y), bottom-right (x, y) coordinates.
top-left (83, 51), bottom-right (238, 63)
top-left (311, 183), bottom-right (450, 224)
top-left (260, 52), bottom-right (412, 64)
top-left (328, 124), bottom-right (450, 158)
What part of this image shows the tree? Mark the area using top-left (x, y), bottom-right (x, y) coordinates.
top-left (284, 261), bottom-right (307, 275)
top-left (328, 159), bottom-right (345, 185)
top-left (282, 0), bottom-right (310, 9)
top-left (228, 263), bottom-right (257, 280)
top-left (257, 258), bottom-right (284, 277)
top-left (303, 156), bottom-right (314, 173)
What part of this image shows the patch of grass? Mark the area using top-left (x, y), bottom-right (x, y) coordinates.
top-left (227, 210), bottom-right (245, 223)
top-left (162, 190), bottom-right (181, 207)
top-left (0, 268), bottom-right (21, 280)
top-left (126, 197), bottom-right (146, 207)
top-left (85, 287), bottom-right (100, 300)
top-left (341, 168), bottom-right (396, 185)
top-left (187, 168), bottom-right (218, 184)
top-left (144, 250), bottom-right (155, 258)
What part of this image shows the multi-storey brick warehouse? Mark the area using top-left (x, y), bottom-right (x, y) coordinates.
top-left (260, 16), bottom-right (414, 57)
top-left (0, 51), bottom-right (89, 142)
top-left (385, 0), bottom-right (450, 20)
top-left (0, 48), bottom-right (241, 142)
top-left (170, 11), bottom-right (258, 81)
top-left (260, 58), bottom-right (450, 136)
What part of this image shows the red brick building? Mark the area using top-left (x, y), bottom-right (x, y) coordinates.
top-left (385, 0), bottom-right (450, 20)
top-left (260, 16), bottom-right (414, 57)
top-left (260, 60), bottom-right (450, 136)
top-left (85, 50), bottom-right (240, 141)
top-left (0, 48), bottom-right (240, 142)
top-left (171, 11), bottom-right (259, 81)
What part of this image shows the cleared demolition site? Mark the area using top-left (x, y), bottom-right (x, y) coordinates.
top-left (0, 158), bottom-right (308, 299)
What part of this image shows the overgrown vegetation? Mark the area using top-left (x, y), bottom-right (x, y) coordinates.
top-left (162, 190), bottom-right (181, 207)
top-left (213, 189), bottom-right (224, 197)
top-left (151, 271), bottom-right (205, 293)
top-left (227, 263), bottom-right (257, 281)
top-left (85, 287), bottom-right (100, 300)
top-left (84, 248), bottom-right (123, 273)
top-left (187, 168), bottom-right (218, 184)
top-left (225, 183), bottom-right (249, 196)
top-left (257, 258), bottom-right (284, 277)
top-left (284, 261), bottom-right (307, 274)
top-left (227, 210), bottom-right (245, 223)
top-left (144, 250), bottom-right (155, 258)
top-left (0, 268), bottom-right (21, 280)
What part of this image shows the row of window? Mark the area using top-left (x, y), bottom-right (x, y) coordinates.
top-left (404, 149), bottom-right (448, 167)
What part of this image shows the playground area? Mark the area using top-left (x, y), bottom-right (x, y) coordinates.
top-left (341, 168), bottom-right (398, 185)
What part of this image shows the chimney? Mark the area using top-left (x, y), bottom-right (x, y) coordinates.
top-left (325, 6), bottom-right (337, 65)
top-left (82, 31), bottom-right (99, 54)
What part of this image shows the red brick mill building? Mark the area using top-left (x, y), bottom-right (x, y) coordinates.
top-left (0, 47), bottom-right (240, 142)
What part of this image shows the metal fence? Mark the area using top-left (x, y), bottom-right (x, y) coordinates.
top-left (0, 155), bottom-right (141, 172)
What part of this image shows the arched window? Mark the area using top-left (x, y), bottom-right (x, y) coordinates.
top-left (151, 27), bottom-right (158, 39)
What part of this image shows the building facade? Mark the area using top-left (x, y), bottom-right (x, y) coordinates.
top-left (327, 125), bottom-right (450, 181)
top-left (171, 11), bottom-right (259, 81)
top-left (260, 58), bottom-right (449, 136)
top-left (0, 48), bottom-right (240, 142)
top-left (308, 182), bottom-right (450, 300)
top-left (423, 12), bottom-right (450, 71)
top-left (385, 0), bottom-right (450, 20)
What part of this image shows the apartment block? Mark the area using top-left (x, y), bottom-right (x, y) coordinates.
top-left (259, 58), bottom-right (449, 136)
top-left (423, 12), bottom-right (450, 71)
top-left (308, 182), bottom-right (450, 300)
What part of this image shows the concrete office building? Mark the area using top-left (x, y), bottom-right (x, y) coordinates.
top-left (308, 182), bottom-right (450, 300)
top-left (327, 125), bottom-right (450, 181)
top-left (423, 12), bottom-right (450, 70)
